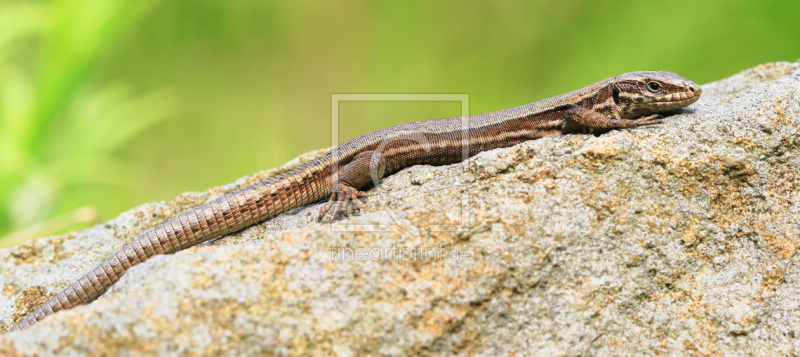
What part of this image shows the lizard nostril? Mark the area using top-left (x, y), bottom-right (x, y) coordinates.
top-left (688, 85), bottom-right (696, 93)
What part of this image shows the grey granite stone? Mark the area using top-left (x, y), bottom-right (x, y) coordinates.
top-left (1, 60), bottom-right (799, 356)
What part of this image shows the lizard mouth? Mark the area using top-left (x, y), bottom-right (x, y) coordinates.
top-left (654, 88), bottom-right (702, 107)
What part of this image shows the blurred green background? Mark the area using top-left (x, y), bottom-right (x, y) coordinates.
top-left (0, 0), bottom-right (798, 248)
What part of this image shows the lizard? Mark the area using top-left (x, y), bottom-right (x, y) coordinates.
top-left (6, 71), bottom-right (701, 332)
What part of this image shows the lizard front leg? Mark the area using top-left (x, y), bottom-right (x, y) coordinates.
top-left (319, 150), bottom-right (387, 221)
top-left (562, 106), bottom-right (662, 134)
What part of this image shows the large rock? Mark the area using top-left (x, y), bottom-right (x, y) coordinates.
top-left (2, 61), bottom-right (799, 355)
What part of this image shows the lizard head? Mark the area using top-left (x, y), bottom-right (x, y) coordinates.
top-left (612, 71), bottom-right (701, 118)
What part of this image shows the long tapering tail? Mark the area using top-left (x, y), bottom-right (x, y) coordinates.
top-left (8, 163), bottom-right (332, 332)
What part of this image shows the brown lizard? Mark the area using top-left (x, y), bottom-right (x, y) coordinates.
top-left (7, 71), bottom-right (700, 332)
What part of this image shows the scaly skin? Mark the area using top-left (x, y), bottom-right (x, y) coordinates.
top-left (7, 71), bottom-right (700, 332)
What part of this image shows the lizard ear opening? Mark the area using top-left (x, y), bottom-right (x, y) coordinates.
top-left (612, 86), bottom-right (621, 104)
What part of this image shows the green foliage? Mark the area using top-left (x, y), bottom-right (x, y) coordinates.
top-left (0, 0), bottom-right (173, 247)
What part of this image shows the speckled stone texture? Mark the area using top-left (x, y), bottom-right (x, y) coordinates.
top-left (1, 60), bottom-right (799, 356)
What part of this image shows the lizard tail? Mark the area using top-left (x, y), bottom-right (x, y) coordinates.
top-left (8, 163), bottom-right (332, 333)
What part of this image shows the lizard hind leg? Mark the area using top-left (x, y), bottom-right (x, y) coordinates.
top-left (318, 150), bottom-right (386, 221)
top-left (319, 186), bottom-right (368, 221)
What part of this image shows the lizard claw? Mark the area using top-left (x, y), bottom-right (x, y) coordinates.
top-left (634, 114), bottom-right (663, 126)
top-left (317, 188), bottom-right (368, 222)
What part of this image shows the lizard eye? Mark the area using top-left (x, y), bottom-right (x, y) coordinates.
top-left (647, 81), bottom-right (662, 92)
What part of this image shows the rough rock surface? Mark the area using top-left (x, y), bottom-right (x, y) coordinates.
top-left (2, 60), bottom-right (800, 356)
